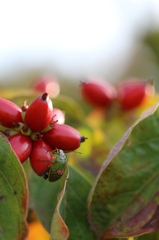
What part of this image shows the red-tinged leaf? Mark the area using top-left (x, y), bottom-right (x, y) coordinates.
top-left (0, 133), bottom-right (28, 240)
top-left (49, 166), bottom-right (69, 240)
top-left (87, 103), bottom-right (159, 239)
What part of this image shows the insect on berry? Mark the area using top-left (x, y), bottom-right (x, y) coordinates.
top-left (43, 149), bottom-right (67, 182)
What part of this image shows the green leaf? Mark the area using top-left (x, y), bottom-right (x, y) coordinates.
top-left (88, 103), bottom-right (159, 239)
top-left (61, 165), bottom-right (95, 240)
top-left (29, 163), bottom-right (94, 240)
top-left (0, 133), bottom-right (28, 240)
top-left (28, 169), bottom-right (61, 232)
top-left (135, 231), bottom-right (159, 240)
top-left (29, 166), bottom-right (69, 239)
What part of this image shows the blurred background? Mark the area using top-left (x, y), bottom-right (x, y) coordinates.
top-left (1, 0), bottom-right (159, 92)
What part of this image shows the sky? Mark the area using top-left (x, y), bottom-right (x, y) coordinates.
top-left (0, 0), bottom-right (159, 83)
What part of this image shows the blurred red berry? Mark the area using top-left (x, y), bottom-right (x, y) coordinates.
top-left (9, 134), bottom-right (32, 163)
top-left (32, 75), bottom-right (60, 98)
top-left (24, 93), bottom-right (53, 132)
top-left (0, 98), bottom-right (22, 127)
top-left (80, 79), bottom-right (117, 108)
top-left (117, 79), bottom-right (155, 111)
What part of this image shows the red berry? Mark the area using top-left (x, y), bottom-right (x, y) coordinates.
top-left (53, 108), bottom-right (65, 124)
top-left (80, 79), bottom-right (117, 107)
top-left (24, 93), bottom-right (53, 132)
top-left (9, 134), bottom-right (32, 163)
top-left (43, 124), bottom-right (86, 152)
top-left (32, 75), bottom-right (60, 98)
top-left (0, 98), bottom-right (22, 127)
top-left (30, 139), bottom-right (54, 176)
top-left (117, 79), bottom-right (155, 111)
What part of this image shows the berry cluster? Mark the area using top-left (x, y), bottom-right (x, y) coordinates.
top-left (80, 78), bottom-right (155, 112)
top-left (0, 93), bottom-right (86, 181)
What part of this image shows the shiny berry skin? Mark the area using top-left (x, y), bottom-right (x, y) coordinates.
top-left (117, 79), bottom-right (155, 111)
top-left (80, 79), bottom-right (117, 107)
top-left (30, 139), bottom-right (54, 176)
top-left (8, 134), bottom-right (32, 163)
top-left (0, 98), bottom-right (22, 127)
top-left (43, 124), bottom-right (86, 152)
top-left (24, 93), bottom-right (53, 132)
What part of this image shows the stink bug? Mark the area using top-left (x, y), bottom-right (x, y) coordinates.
top-left (43, 149), bottom-right (67, 182)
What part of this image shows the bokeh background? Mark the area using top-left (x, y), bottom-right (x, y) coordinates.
top-left (0, 0), bottom-right (159, 93)
top-left (1, 3), bottom-right (159, 239)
